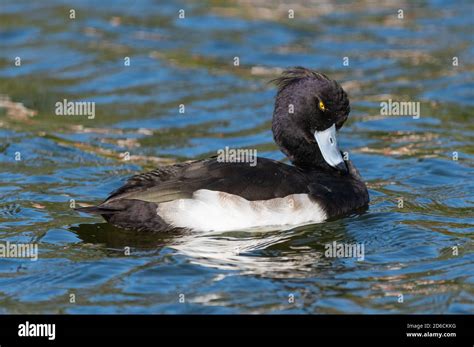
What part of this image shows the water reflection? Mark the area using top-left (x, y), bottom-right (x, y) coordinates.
top-left (72, 219), bottom-right (356, 278)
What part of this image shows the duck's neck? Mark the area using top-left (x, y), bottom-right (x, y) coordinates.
top-left (272, 121), bottom-right (332, 171)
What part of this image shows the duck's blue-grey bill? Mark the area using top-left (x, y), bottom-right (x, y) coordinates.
top-left (314, 124), bottom-right (346, 173)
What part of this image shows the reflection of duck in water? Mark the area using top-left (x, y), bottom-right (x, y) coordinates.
top-left (77, 67), bottom-right (369, 232)
top-left (71, 221), bottom-right (348, 277)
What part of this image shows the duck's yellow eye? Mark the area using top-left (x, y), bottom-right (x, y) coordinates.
top-left (318, 100), bottom-right (326, 111)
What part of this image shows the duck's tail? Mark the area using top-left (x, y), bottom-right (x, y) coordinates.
top-left (75, 199), bottom-right (174, 232)
top-left (75, 205), bottom-right (122, 215)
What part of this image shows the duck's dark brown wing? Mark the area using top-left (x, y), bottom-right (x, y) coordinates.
top-left (104, 156), bottom-right (311, 204)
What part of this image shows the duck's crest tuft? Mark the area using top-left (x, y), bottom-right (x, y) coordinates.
top-left (270, 67), bottom-right (330, 92)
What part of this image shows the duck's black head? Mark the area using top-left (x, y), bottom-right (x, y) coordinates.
top-left (271, 67), bottom-right (350, 173)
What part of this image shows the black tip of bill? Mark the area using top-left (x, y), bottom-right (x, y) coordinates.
top-left (335, 162), bottom-right (348, 174)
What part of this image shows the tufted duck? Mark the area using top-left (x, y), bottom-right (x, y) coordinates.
top-left (77, 67), bottom-right (369, 232)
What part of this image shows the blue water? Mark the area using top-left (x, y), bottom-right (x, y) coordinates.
top-left (0, 0), bottom-right (473, 313)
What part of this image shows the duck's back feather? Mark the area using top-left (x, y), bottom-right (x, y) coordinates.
top-left (106, 156), bottom-right (311, 204)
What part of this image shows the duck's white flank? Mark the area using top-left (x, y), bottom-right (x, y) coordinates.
top-left (157, 189), bottom-right (327, 232)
